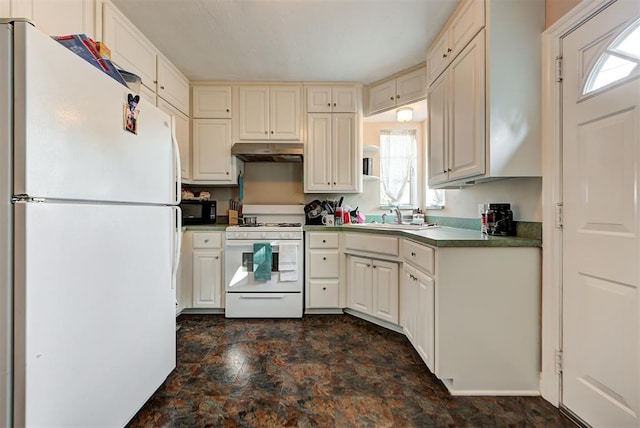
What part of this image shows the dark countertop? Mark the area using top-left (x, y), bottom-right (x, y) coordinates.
top-left (304, 225), bottom-right (541, 248)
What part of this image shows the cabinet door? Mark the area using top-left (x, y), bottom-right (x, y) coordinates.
top-left (192, 86), bottom-right (232, 118)
top-left (427, 32), bottom-right (450, 86)
top-left (332, 87), bottom-right (358, 113)
top-left (14, 0), bottom-right (94, 38)
top-left (306, 86), bottom-right (332, 113)
top-left (102, 2), bottom-right (157, 91)
top-left (449, 0), bottom-right (484, 58)
top-left (368, 79), bottom-right (396, 114)
top-left (138, 83), bottom-right (156, 106)
top-left (415, 269), bottom-right (435, 371)
top-left (304, 114), bottom-right (332, 192)
top-left (157, 55), bottom-right (189, 115)
top-left (176, 231), bottom-right (193, 313)
top-left (270, 86), bottom-right (301, 140)
top-left (371, 260), bottom-right (399, 324)
top-left (448, 30), bottom-right (485, 181)
top-left (427, 72), bottom-right (449, 186)
top-left (239, 86), bottom-right (269, 140)
top-left (158, 99), bottom-right (190, 181)
top-left (332, 114), bottom-right (358, 192)
top-left (396, 68), bottom-right (426, 105)
top-left (401, 265), bottom-right (418, 342)
top-left (192, 119), bottom-right (233, 182)
top-left (348, 256), bottom-right (372, 314)
top-left (192, 249), bottom-right (223, 308)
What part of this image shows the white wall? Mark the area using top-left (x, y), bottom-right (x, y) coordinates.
top-left (429, 177), bottom-right (542, 222)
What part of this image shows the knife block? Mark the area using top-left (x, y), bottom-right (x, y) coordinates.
top-left (229, 209), bottom-right (239, 225)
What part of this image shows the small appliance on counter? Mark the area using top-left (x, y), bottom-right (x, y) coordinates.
top-left (180, 199), bottom-right (217, 225)
top-left (485, 203), bottom-right (515, 236)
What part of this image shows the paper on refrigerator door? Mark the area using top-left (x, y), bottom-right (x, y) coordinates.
top-left (279, 243), bottom-right (298, 282)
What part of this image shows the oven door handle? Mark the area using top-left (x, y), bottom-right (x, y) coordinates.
top-left (238, 294), bottom-right (286, 299)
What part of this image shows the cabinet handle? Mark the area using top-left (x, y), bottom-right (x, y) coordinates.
top-left (411, 252), bottom-right (416, 256)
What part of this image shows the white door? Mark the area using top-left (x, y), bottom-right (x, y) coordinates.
top-left (192, 119), bottom-right (232, 182)
top-left (332, 114), bottom-right (357, 192)
top-left (348, 256), bottom-right (372, 314)
top-left (270, 86), bottom-right (301, 140)
top-left (371, 260), bottom-right (398, 324)
top-left (304, 114), bottom-right (332, 192)
top-left (239, 86), bottom-right (269, 140)
top-left (562, 2), bottom-right (640, 426)
top-left (192, 249), bottom-right (223, 308)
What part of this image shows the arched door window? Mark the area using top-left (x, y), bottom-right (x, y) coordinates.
top-left (583, 18), bottom-right (640, 95)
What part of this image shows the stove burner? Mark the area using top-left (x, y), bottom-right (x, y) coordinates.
top-left (237, 223), bottom-right (264, 228)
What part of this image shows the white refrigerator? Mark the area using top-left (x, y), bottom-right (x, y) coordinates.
top-left (0, 20), bottom-right (182, 427)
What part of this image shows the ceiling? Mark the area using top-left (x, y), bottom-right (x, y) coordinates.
top-left (111, 0), bottom-right (458, 85)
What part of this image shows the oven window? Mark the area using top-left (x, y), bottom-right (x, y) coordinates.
top-left (241, 252), bottom-right (280, 272)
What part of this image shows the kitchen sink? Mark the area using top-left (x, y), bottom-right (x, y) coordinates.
top-left (348, 222), bottom-right (439, 230)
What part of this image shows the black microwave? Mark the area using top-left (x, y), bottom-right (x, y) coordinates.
top-left (180, 200), bottom-right (216, 225)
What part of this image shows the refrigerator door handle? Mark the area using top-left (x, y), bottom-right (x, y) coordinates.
top-left (170, 116), bottom-right (181, 205)
top-left (171, 206), bottom-right (182, 290)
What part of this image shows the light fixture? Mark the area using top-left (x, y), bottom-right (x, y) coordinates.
top-left (396, 107), bottom-right (413, 122)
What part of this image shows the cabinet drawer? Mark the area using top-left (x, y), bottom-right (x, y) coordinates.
top-left (344, 233), bottom-right (398, 256)
top-left (308, 232), bottom-right (339, 249)
top-left (402, 239), bottom-right (435, 274)
top-left (192, 232), bottom-right (222, 249)
top-left (307, 279), bottom-right (340, 308)
top-left (308, 251), bottom-right (339, 278)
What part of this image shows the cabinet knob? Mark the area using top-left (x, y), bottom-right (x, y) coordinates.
top-left (447, 48), bottom-right (452, 53)
top-left (160, 85), bottom-right (165, 90)
top-left (264, 131), bottom-right (268, 134)
top-left (323, 287), bottom-right (327, 290)
top-left (323, 257), bottom-right (327, 260)
top-left (215, 256), bottom-right (219, 260)
top-left (411, 252), bottom-right (416, 256)
top-left (333, 103), bottom-right (337, 107)
top-left (333, 182), bottom-right (336, 185)
top-left (327, 103), bottom-right (331, 107)
top-left (443, 53), bottom-right (447, 59)
top-left (153, 80), bottom-right (158, 84)
top-left (204, 239), bottom-right (209, 243)
top-left (226, 172), bottom-right (230, 175)
top-left (270, 131), bottom-right (274, 134)
top-left (226, 109), bottom-right (230, 112)
top-left (443, 169), bottom-right (447, 174)
top-left (448, 168), bottom-right (452, 172)
top-left (327, 182), bottom-right (330, 185)
top-left (322, 239), bottom-right (326, 243)
top-left (373, 265), bottom-right (377, 269)
top-left (366, 264), bottom-right (371, 267)
top-left (390, 96), bottom-right (395, 101)
top-left (396, 95), bottom-right (400, 99)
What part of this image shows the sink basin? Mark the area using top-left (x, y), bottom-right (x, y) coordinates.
top-left (348, 222), bottom-right (439, 231)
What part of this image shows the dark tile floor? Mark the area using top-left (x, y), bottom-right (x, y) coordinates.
top-left (128, 314), bottom-right (575, 427)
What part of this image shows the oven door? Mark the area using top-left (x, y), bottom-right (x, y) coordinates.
top-left (224, 240), bottom-right (302, 293)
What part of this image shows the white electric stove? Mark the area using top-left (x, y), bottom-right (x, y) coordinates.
top-left (224, 205), bottom-right (305, 318)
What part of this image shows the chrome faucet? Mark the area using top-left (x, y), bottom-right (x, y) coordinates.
top-left (381, 213), bottom-right (387, 224)
top-left (393, 206), bottom-right (402, 224)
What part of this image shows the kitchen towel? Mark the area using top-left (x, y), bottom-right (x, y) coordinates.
top-left (253, 243), bottom-right (272, 281)
top-left (278, 243), bottom-right (298, 282)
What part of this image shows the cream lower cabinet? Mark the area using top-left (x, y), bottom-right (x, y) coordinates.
top-left (191, 232), bottom-right (224, 309)
top-left (305, 232), bottom-right (341, 311)
top-left (177, 231), bottom-right (224, 312)
top-left (347, 255), bottom-right (399, 324)
top-left (304, 113), bottom-right (359, 193)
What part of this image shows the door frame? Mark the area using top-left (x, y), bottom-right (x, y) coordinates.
top-left (540, 0), bottom-right (617, 406)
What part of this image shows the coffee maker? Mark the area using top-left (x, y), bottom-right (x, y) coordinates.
top-left (485, 203), bottom-right (515, 236)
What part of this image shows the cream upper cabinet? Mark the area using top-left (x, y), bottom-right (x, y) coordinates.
top-left (157, 98), bottom-right (190, 181)
top-left (138, 83), bottom-right (156, 106)
top-left (191, 119), bottom-right (235, 183)
top-left (367, 66), bottom-right (426, 115)
top-left (305, 113), bottom-right (359, 193)
top-left (426, 0), bottom-right (543, 188)
top-left (192, 85), bottom-right (232, 119)
top-left (306, 86), bottom-right (357, 113)
top-left (10, 0), bottom-right (95, 38)
top-left (428, 31), bottom-right (485, 186)
top-left (157, 55), bottom-right (189, 115)
top-left (101, 1), bottom-right (157, 91)
top-left (426, 0), bottom-right (484, 85)
top-left (238, 85), bottom-right (301, 140)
